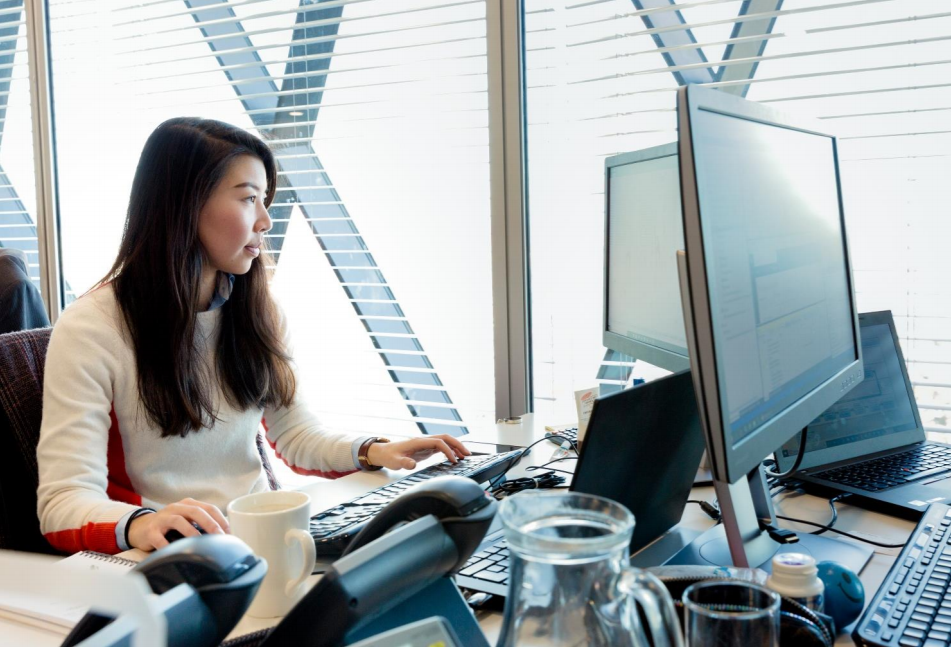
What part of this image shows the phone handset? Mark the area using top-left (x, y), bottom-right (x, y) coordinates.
top-left (261, 475), bottom-right (497, 647)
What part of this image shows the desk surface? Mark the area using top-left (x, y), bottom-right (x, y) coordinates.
top-left (0, 416), bottom-right (914, 647)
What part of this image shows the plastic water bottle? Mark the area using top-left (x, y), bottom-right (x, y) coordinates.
top-left (767, 552), bottom-right (825, 612)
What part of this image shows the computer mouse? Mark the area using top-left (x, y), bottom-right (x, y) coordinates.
top-left (164, 522), bottom-right (207, 543)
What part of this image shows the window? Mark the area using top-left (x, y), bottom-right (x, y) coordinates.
top-left (0, 2), bottom-right (41, 301)
top-left (47, 0), bottom-right (496, 465)
top-left (524, 0), bottom-right (951, 434)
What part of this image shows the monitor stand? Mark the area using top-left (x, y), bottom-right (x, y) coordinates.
top-left (664, 466), bottom-right (873, 574)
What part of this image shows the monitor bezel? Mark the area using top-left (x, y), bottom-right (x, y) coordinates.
top-left (602, 142), bottom-right (691, 373)
top-left (677, 84), bottom-right (865, 484)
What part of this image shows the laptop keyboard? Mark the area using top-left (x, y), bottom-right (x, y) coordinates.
top-left (457, 536), bottom-right (510, 585)
top-left (815, 444), bottom-right (951, 492)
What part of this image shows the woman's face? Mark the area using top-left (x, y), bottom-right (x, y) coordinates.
top-left (198, 154), bottom-right (271, 276)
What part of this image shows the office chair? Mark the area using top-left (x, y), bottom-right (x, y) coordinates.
top-left (0, 249), bottom-right (50, 335)
top-left (0, 327), bottom-right (56, 554)
top-left (0, 328), bottom-right (280, 554)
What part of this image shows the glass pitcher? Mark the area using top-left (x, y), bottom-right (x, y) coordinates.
top-left (496, 491), bottom-right (684, 647)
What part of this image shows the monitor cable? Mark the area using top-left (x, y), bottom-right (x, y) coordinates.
top-left (687, 499), bottom-right (722, 522)
top-left (810, 492), bottom-right (851, 536)
top-left (690, 495), bottom-right (905, 548)
top-left (763, 427), bottom-right (808, 479)
top-left (772, 514), bottom-right (907, 549)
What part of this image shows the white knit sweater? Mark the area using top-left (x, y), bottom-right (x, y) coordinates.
top-left (36, 284), bottom-right (360, 554)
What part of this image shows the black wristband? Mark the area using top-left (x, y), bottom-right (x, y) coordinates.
top-left (124, 507), bottom-right (156, 550)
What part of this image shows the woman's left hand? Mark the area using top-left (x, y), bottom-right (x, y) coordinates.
top-left (366, 434), bottom-right (472, 470)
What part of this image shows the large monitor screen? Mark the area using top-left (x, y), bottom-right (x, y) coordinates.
top-left (692, 108), bottom-right (858, 449)
top-left (605, 148), bottom-right (688, 370)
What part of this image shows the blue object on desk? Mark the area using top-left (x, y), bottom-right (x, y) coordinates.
top-left (816, 560), bottom-right (864, 632)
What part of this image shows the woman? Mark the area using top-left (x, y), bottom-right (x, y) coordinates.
top-left (36, 118), bottom-right (469, 554)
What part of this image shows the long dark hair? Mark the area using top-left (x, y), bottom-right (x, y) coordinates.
top-left (101, 117), bottom-right (295, 438)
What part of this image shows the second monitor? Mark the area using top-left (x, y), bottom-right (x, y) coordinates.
top-left (603, 143), bottom-right (689, 372)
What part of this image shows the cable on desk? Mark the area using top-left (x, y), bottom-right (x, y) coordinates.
top-left (687, 499), bottom-right (722, 521)
top-left (763, 427), bottom-right (808, 479)
top-left (525, 456), bottom-right (578, 476)
top-left (774, 514), bottom-right (907, 548)
top-left (491, 471), bottom-right (566, 498)
top-left (486, 434), bottom-right (578, 491)
top-left (811, 493), bottom-right (851, 536)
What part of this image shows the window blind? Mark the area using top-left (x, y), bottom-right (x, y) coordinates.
top-left (525, 0), bottom-right (951, 434)
top-left (0, 0), bottom-right (41, 292)
top-left (48, 0), bottom-right (496, 439)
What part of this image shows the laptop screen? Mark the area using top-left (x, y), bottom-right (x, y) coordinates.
top-left (775, 312), bottom-right (924, 472)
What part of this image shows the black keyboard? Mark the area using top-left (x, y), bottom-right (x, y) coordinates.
top-left (853, 502), bottom-right (951, 647)
top-left (545, 427), bottom-right (578, 446)
top-left (815, 445), bottom-right (951, 493)
top-left (309, 450), bottom-right (524, 557)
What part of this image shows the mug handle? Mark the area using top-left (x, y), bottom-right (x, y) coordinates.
top-left (284, 528), bottom-right (318, 598)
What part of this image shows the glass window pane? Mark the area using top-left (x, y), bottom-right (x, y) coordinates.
top-left (524, 1), bottom-right (951, 431)
top-left (0, 6), bottom-right (42, 310)
top-left (48, 1), bottom-right (495, 461)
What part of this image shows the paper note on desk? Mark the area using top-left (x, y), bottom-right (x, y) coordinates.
top-left (0, 551), bottom-right (139, 635)
top-left (574, 387), bottom-right (597, 444)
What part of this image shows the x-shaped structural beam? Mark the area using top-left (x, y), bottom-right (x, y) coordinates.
top-left (630, 0), bottom-right (784, 96)
top-left (185, 0), bottom-right (466, 435)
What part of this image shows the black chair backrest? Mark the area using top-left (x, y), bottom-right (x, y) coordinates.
top-left (0, 327), bottom-right (56, 554)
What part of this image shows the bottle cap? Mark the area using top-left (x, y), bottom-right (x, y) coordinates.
top-left (770, 552), bottom-right (820, 590)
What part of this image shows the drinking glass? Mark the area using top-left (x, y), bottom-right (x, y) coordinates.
top-left (683, 581), bottom-right (780, 647)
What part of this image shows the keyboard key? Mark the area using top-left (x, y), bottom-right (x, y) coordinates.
top-left (473, 570), bottom-right (508, 583)
top-left (459, 559), bottom-right (495, 577)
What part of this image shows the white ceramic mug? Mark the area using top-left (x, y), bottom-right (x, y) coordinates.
top-left (227, 490), bottom-right (317, 618)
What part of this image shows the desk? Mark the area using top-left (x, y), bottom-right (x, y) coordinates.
top-left (0, 420), bottom-right (915, 647)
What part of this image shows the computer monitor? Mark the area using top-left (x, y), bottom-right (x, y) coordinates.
top-left (603, 143), bottom-right (690, 372)
top-left (668, 84), bottom-right (871, 571)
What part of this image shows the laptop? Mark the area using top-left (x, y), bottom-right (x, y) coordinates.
top-left (775, 310), bottom-right (951, 519)
top-left (454, 369), bottom-right (705, 597)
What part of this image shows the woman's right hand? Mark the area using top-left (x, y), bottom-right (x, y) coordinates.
top-left (128, 498), bottom-right (230, 551)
